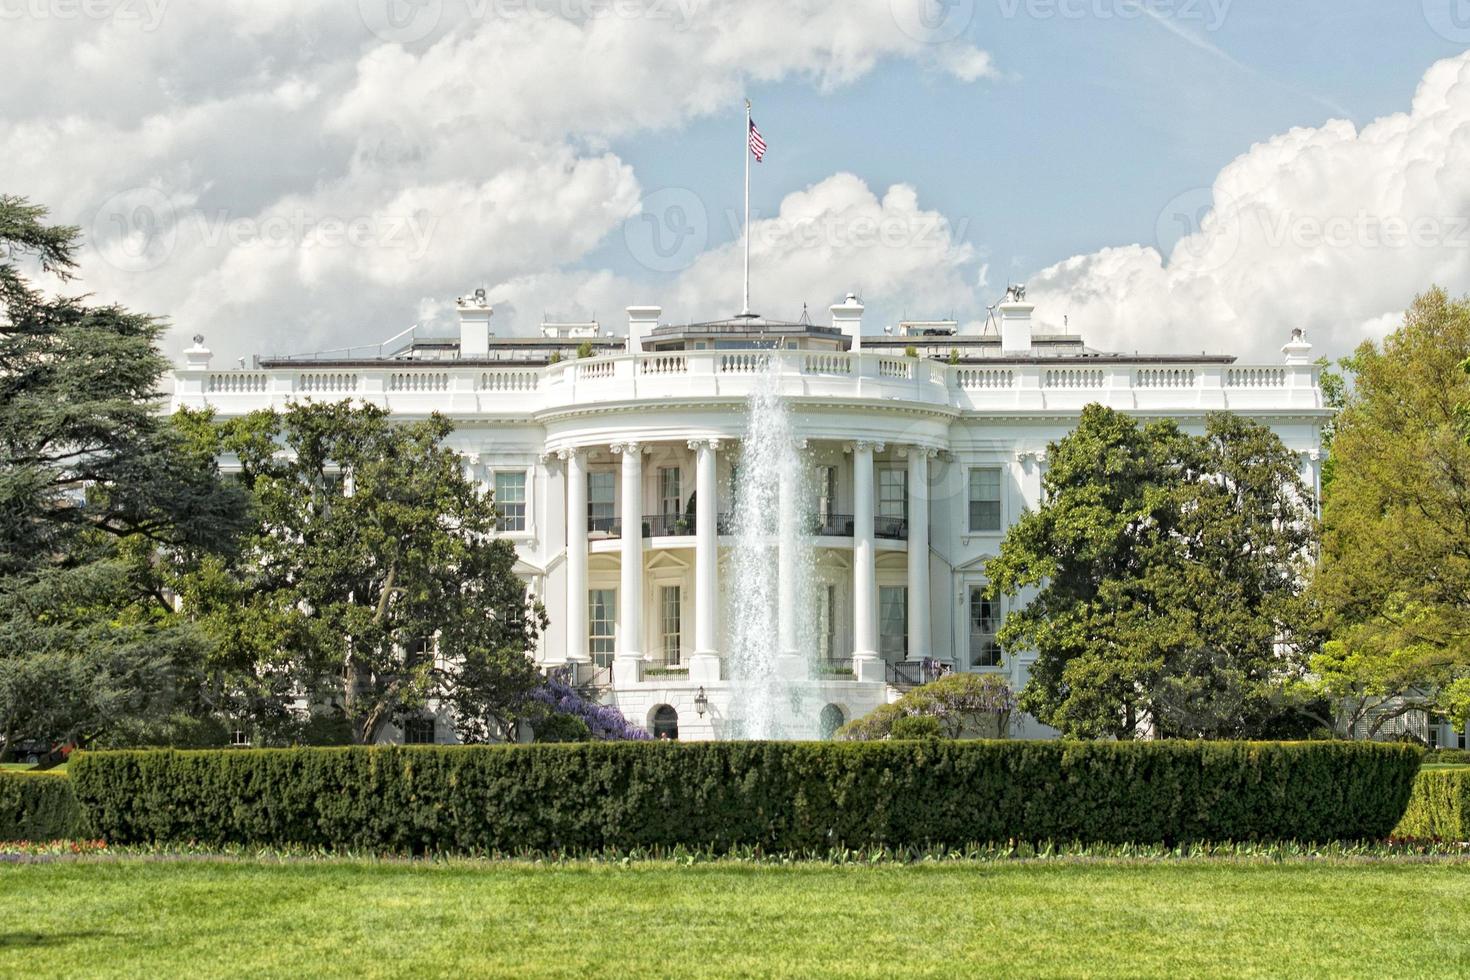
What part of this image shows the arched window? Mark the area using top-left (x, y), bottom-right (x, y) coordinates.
top-left (651, 704), bottom-right (679, 741)
top-left (819, 704), bottom-right (845, 741)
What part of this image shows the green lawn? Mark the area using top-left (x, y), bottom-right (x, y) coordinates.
top-left (2, 859), bottom-right (1468, 977)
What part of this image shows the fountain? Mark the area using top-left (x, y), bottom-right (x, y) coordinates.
top-left (725, 357), bottom-right (823, 739)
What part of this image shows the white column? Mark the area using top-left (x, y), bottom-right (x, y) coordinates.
top-left (851, 441), bottom-right (882, 682)
top-left (562, 449), bottom-right (588, 664)
top-left (689, 439), bottom-right (721, 682)
top-left (906, 448), bottom-right (932, 664)
top-left (614, 442), bottom-right (645, 684)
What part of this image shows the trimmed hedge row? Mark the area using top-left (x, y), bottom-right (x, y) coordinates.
top-left (71, 741), bottom-right (1421, 852)
top-left (1394, 767), bottom-right (1470, 841)
top-left (0, 772), bottom-right (81, 841)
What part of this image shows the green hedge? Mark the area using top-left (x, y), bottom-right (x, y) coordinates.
top-left (1394, 768), bottom-right (1470, 840)
top-left (0, 772), bottom-right (80, 841)
top-left (1424, 748), bottom-right (1470, 766)
top-left (70, 741), bottom-right (1420, 852)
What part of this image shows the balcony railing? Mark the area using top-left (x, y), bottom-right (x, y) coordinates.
top-left (643, 514), bottom-right (696, 537)
top-left (875, 515), bottom-right (908, 540)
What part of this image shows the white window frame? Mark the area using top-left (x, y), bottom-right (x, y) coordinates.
top-left (968, 466), bottom-right (1003, 533)
top-left (588, 471), bottom-right (616, 532)
top-left (660, 585), bottom-right (682, 665)
top-left (879, 585), bottom-right (908, 660)
top-left (493, 470), bottom-right (527, 533)
top-left (589, 588), bottom-right (617, 666)
top-left (878, 467), bottom-right (907, 521)
top-left (968, 586), bottom-right (1002, 669)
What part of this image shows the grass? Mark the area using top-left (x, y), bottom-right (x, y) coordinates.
top-left (2, 858), bottom-right (1469, 977)
top-left (0, 762), bottom-right (66, 773)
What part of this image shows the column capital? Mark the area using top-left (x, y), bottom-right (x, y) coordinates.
top-left (555, 447), bottom-right (583, 462)
top-left (687, 438), bottom-right (722, 451)
top-left (610, 442), bottom-right (650, 456)
top-left (844, 440), bottom-right (885, 454)
top-left (898, 445), bottom-right (940, 459)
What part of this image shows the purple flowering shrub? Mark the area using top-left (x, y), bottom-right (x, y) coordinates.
top-left (839, 673), bottom-right (1017, 741)
top-left (530, 670), bottom-right (651, 741)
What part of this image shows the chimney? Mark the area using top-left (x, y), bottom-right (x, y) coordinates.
top-left (626, 305), bottom-right (662, 356)
top-left (457, 288), bottom-right (492, 359)
top-left (1281, 328), bottom-right (1313, 365)
top-left (999, 286), bottom-right (1034, 354)
top-left (830, 292), bottom-right (865, 352)
top-left (183, 334), bottom-right (212, 369)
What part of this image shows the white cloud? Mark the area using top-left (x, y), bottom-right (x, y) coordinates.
top-left (0, 0), bottom-right (995, 362)
top-left (1028, 51), bottom-right (1470, 360)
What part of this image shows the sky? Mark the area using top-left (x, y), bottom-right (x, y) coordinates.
top-left (3, 1), bottom-right (1469, 364)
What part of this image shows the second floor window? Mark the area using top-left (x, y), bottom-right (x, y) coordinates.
top-left (660, 467), bottom-right (682, 518)
top-left (815, 465), bottom-right (837, 523)
top-left (969, 467), bottom-right (1002, 532)
top-left (494, 471), bottom-right (526, 532)
top-left (588, 472), bottom-right (616, 531)
top-left (878, 469), bottom-right (907, 521)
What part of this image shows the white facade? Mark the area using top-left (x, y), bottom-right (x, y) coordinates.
top-left (172, 291), bottom-right (1328, 741)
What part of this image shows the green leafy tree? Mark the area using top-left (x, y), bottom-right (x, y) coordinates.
top-left (184, 401), bottom-right (546, 744)
top-left (1311, 288), bottom-right (1470, 735)
top-left (0, 196), bottom-right (248, 759)
top-left (986, 405), bottom-right (1317, 739)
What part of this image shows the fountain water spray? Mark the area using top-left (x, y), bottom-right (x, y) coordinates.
top-left (725, 357), bottom-right (821, 739)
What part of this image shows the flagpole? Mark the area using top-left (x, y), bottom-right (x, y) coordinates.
top-left (742, 98), bottom-right (751, 317)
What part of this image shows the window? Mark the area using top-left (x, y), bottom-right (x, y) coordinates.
top-left (403, 717), bottom-right (436, 745)
top-left (969, 467), bottom-right (1002, 532)
top-left (494, 471), bottom-right (527, 532)
top-left (879, 586), bottom-right (907, 660)
top-left (819, 704), bottom-right (845, 741)
top-left (659, 467), bottom-right (682, 518)
top-left (661, 586), bottom-right (682, 664)
top-left (651, 705), bottom-right (679, 740)
top-left (816, 465), bottom-right (837, 523)
top-left (589, 588), bottom-right (616, 666)
top-left (969, 587), bottom-right (1001, 667)
top-left (588, 471), bottom-right (616, 531)
top-left (817, 584), bottom-right (836, 660)
top-left (878, 469), bottom-right (907, 520)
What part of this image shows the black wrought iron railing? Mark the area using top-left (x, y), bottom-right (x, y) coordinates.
top-left (643, 514), bottom-right (697, 537)
top-left (813, 657), bottom-right (855, 678)
top-left (571, 661), bottom-right (614, 692)
top-left (875, 515), bottom-right (908, 540)
top-left (812, 514), bottom-right (855, 537)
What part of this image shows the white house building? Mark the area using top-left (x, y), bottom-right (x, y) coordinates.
top-left (171, 288), bottom-right (1329, 742)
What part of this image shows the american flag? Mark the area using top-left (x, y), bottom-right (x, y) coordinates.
top-left (748, 118), bottom-right (767, 162)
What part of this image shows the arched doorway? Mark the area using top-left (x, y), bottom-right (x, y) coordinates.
top-left (651, 704), bottom-right (679, 740)
top-left (819, 704), bottom-right (845, 741)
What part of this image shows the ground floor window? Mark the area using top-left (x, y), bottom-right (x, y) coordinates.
top-left (652, 704), bottom-right (679, 740)
top-left (403, 717), bottom-right (436, 745)
top-left (969, 587), bottom-right (1001, 667)
top-left (817, 584), bottom-right (836, 660)
top-left (819, 704), bottom-right (845, 740)
top-left (589, 588), bottom-right (616, 666)
top-left (879, 586), bottom-right (907, 660)
top-left (661, 585), bottom-right (682, 665)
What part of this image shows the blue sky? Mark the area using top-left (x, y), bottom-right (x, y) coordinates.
top-left (4, 1), bottom-right (1469, 362)
top-left (597, 3), bottom-right (1463, 303)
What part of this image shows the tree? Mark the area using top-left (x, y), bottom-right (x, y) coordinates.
top-left (0, 195), bottom-right (248, 760)
top-left (186, 401), bottom-right (546, 744)
top-left (985, 405), bottom-right (1317, 740)
top-left (1311, 288), bottom-right (1470, 735)
top-left (838, 673), bottom-right (1015, 741)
